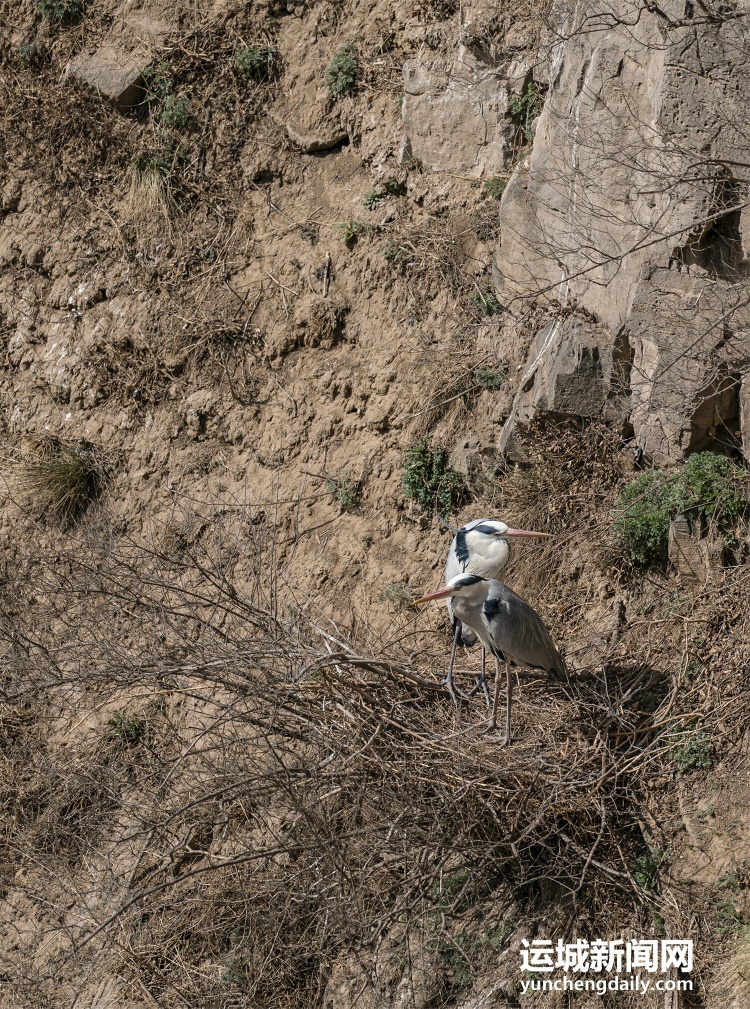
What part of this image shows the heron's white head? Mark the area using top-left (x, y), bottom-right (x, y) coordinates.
top-left (414, 574), bottom-right (490, 606)
top-left (463, 520), bottom-right (550, 544)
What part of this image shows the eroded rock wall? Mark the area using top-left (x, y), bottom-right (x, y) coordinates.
top-left (495, 0), bottom-right (750, 463)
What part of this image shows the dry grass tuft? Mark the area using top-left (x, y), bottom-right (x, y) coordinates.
top-left (711, 929), bottom-right (750, 1006)
top-left (18, 438), bottom-right (106, 524)
top-left (123, 153), bottom-right (174, 235)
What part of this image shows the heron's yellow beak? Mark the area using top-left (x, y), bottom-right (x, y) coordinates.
top-left (413, 586), bottom-right (453, 605)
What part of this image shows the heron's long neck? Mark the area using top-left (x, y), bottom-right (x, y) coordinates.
top-left (465, 535), bottom-right (509, 577)
top-left (451, 586), bottom-right (494, 651)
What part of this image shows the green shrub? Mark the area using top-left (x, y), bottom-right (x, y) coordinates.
top-left (142, 63), bottom-right (172, 101)
top-left (362, 190), bottom-right (382, 210)
top-left (483, 177), bottom-right (506, 200)
top-left (469, 290), bottom-right (503, 316)
top-left (718, 860), bottom-right (750, 892)
top-left (325, 44), bottom-right (358, 99)
top-left (669, 721), bottom-right (713, 772)
top-left (325, 472), bottom-right (360, 512)
top-left (235, 46), bottom-right (276, 77)
top-left (402, 438), bottom-right (467, 516)
top-left (129, 151), bottom-right (172, 179)
top-left (336, 219), bottom-right (372, 245)
top-left (108, 713), bottom-right (145, 744)
top-left (631, 848), bottom-right (664, 890)
top-left (383, 238), bottom-right (408, 266)
top-left (21, 440), bottom-right (105, 524)
top-left (613, 452), bottom-right (748, 565)
top-left (613, 471), bottom-right (675, 565)
top-left (715, 900), bottom-right (744, 937)
top-left (364, 178), bottom-right (407, 209)
top-left (160, 94), bottom-right (190, 128)
top-left (510, 81), bottom-right (545, 142)
top-left (675, 451), bottom-right (747, 527)
top-left (383, 177), bottom-right (407, 197)
top-left (17, 40), bottom-right (46, 64)
top-left (35, 0), bottom-right (83, 20)
top-left (474, 365), bottom-right (506, 389)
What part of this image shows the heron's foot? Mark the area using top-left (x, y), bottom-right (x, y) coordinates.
top-left (482, 719), bottom-right (510, 745)
top-left (467, 675), bottom-right (491, 707)
top-left (441, 675), bottom-right (474, 705)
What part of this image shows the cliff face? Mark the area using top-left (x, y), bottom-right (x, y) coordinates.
top-left (494, 0), bottom-right (750, 464)
top-left (3, 2), bottom-right (750, 1008)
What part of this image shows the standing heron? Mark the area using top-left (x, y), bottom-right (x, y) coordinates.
top-left (442, 519), bottom-right (551, 703)
top-left (415, 574), bottom-right (565, 745)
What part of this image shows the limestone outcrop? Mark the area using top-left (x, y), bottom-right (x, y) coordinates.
top-left (494, 0), bottom-right (750, 463)
top-left (401, 46), bottom-right (508, 175)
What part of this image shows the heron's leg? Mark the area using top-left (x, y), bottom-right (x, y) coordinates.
top-left (466, 648), bottom-right (491, 706)
top-left (442, 625), bottom-right (476, 705)
top-left (485, 656), bottom-right (502, 731)
top-left (500, 660), bottom-right (513, 747)
top-left (442, 624), bottom-right (461, 707)
top-left (479, 649), bottom-right (491, 706)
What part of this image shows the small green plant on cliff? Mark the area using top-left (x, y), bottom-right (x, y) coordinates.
top-left (715, 900), bottom-right (745, 937)
top-left (17, 40), bottom-right (47, 65)
top-left (325, 471), bottom-right (360, 512)
top-left (363, 190), bottom-right (383, 210)
top-left (483, 177), bottom-right (506, 200)
top-left (613, 471), bottom-right (675, 565)
top-left (510, 81), bottom-right (545, 142)
top-left (35, 0), bottom-right (83, 20)
top-left (669, 720), bottom-right (713, 772)
top-left (325, 44), bottom-right (358, 99)
top-left (613, 451), bottom-right (748, 565)
top-left (336, 219), bottom-right (373, 246)
top-left (631, 848), bottom-right (664, 891)
top-left (383, 238), bottom-right (409, 266)
top-left (676, 451), bottom-right (747, 527)
top-left (474, 365), bottom-right (507, 389)
top-left (108, 713), bottom-right (145, 745)
top-left (469, 290), bottom-right (503, 317)
top-left (21, 439), bottom-right (105, 524)
top-left (402, 438), bottom-right (467, 515)
top-left (718, 860), bottom-right (750, 892)
top-left (363, 178), bottom-right (407, 209)
top-left (235, 46), bottom-right (277, 78)
top-left (161, 94), bottom-right (190, 129)
top-left (143, 63), bottom-right (172, 102)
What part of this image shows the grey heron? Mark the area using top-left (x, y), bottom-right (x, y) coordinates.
top-left (442, 519), bottom-right (551, 703)
top-left (415, 574), bottom-right (565, 745)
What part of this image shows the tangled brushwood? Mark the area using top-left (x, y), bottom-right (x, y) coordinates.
top-left (1, 495), bottom-right (731, 1007)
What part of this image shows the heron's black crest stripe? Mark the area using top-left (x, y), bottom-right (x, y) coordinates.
top-left (456, 574), bottom-right (484, 587)
top-left (473, 523), bottom-right (499, 536)
top-left (454, 529), bottom-right (469, 566)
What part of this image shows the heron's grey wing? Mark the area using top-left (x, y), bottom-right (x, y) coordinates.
top-left (482, 585), bottom-right (564, 675)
